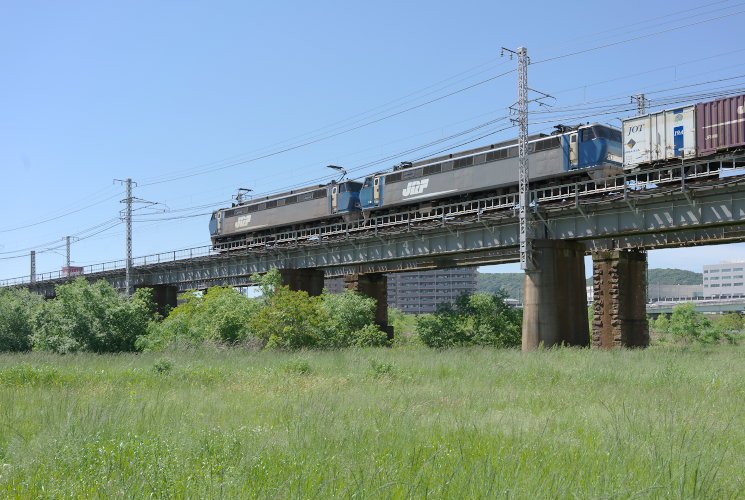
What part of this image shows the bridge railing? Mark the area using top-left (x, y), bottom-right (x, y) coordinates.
top-left (3, 153), bottom-right (745, 288)
top-left (0, 245), bottom-right (219, 288)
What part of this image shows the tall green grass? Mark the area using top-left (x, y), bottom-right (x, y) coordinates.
top-left (1, 346), bottom-right (743, 499)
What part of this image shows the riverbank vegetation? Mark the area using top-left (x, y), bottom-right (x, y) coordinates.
top-left (0, 271), bottom-right (524, 353)
top-left (1, 346), bottom-right (743, 499)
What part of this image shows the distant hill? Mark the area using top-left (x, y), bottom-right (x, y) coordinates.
top-left (647, 268), bottom-right (702, 285)
top-left (479, 268), bottom-right (702, 300)
top-left (477, 273), bottom-right (524, 299)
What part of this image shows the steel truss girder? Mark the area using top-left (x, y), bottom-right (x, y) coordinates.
top-left (17, 180), bottom-right (745, 297)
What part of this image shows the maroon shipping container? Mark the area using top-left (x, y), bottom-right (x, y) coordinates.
top-left (696, 94), bottom-right (745, 157)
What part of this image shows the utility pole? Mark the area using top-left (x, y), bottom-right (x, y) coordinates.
top-left (502, 45), bottom-right (553, 272)
top-left (516, 46), bottom-right (531, 271)
top-left (632, 94), bottom-right (647, 116)
top-left (114, 178), bottom-right (135, 296)
top-left (30, 250), bottom-right (36, 283)
top-left (65, 236), bottom-right (71, 268)
top-left (502, 46), bottom-right (540, 270)
top-left (113, 178), bottom-right (163, 296)
top-left (124, 178), bottom-right (133, 296)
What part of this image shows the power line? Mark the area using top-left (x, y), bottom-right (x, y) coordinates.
top-left (538, 0), bottom-right (744, 54)
top-left (139, 70), bottom-right (517, 187)
top-left (0, 190), bottom-right (122, 233)
top-left (0, 221), bottom-right (122, 261)
top-left (533, 9), bottom-right (745, 65)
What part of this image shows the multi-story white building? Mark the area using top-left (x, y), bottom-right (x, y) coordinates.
top-left (703, 260), bottom-right (745, 298)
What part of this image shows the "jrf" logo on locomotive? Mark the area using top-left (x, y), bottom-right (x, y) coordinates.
top-left (234, 215), bottom-right (252, 228)
top-left (402, 179), bottom-right (429, 197)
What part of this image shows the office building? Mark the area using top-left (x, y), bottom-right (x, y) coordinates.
top-left (703, 260), bottom-right (745, 298)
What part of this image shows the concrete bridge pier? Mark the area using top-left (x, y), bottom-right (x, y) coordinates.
top-left (522, 239), bottom-right (589, 350)
top-left (279, 268), bottom-right (325, 296)
top-left (591, 249), bottom-right (649, 348)
top-left (344, 273), bottom-right (394, 340)
top-left (144, 285), bottom-right (178, 316)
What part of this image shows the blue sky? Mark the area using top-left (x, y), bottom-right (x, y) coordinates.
top-left (1, 0), bottom-right (744, 280)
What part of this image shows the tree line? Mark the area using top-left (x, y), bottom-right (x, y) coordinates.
top-left (0, 269), bottom-right (523, 353)
top-left (2, 270), bottom-right (739, 353)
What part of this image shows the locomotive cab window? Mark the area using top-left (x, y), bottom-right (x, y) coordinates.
top-left (591, 126), bottom-right (621, 142)
top-left (581, 126), bottom-right (621, 142)
top-left (581, 128), bottom-right (596, 142)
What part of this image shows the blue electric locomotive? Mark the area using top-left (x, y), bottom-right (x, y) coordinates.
top-left (210, 123), bottom-right (621, 248)
top-left (359, 123), bottom-right (621, 212)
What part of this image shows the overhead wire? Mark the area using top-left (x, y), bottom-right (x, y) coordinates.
top-left (138, 69), bottom-right (518, 187)
top-left (532, 8), bottom-right (745, 65)
top-left (129, 76), bottom-right (745, 221)
top-left (535, 0), bottom-right (745, 55)
top-left (0, 189), bottom-right (123, 233)
top-left (139, 4), bottom-right (745, 195)
top-left (0, 218), bottom-right (122, 257)
top-left (6, 5), bottom-right (745, 274)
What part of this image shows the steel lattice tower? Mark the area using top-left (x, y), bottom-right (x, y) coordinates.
top-left (516, 47), bottom-right (533, 270)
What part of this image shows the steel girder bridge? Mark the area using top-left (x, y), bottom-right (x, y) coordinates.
top-left (2, 153), bottom-right (745, 299)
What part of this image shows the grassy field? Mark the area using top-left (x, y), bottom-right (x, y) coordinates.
top-left (1, 346), bottom-right (743, 499)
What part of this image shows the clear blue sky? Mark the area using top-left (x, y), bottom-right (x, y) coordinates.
top-left (1, 0), bottom-right (744, 280)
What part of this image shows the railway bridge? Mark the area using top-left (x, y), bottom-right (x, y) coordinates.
top-left (3, 154), bottom-right (745, 349)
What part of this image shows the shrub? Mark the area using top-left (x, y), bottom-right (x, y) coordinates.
top-left (282, 357), bottom-right (312, 375)
top-left (137, 287), bottom-right (260, 351)
top-left (0, 288), bottom-right (44, 351)
top-left (713, 313), bottom-right (743, 344)
top-left (250, 287), bottom-right (327, 349)
top-left (349, 323), bottom-right (389, 347)
top-left (152, 358), bottom-right (174, 374)
top-left (416, 292), bottom-right (521, 348)
top-left (321, 291), bottom-right (389, 347)
top-left (368, 359), bottom-right (395, 378)
top-left (32, 279), bottom-right (157, 353)
top-left (652, 303), bottom-right (743, 345)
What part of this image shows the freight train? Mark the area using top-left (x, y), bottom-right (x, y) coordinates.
top-left (210, 93), bottom-right (745, 248)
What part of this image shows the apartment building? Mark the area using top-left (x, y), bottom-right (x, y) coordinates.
top-left (387, 268), bottom-right (478, 314)
top-left (324, 268), bottom-right (479, 314)
top-left (703, 260), bottom-right (745, 298)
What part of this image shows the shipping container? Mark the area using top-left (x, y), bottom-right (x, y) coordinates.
top-left (622, 105), bottom-right (696, 168)
top-left (696, 94), bottom-right (745, 157)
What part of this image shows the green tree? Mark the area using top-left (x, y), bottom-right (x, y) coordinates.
top-left (321, 290), bottom-right (388, 347)
top-left (668, 303), bottom-right (713, 343)
top-left (712, 313), bottom-right (743, 345)
top-left (416, 292), bottom-right (522, 348)
top-left (0, 288), bottom-right (44, 351)
top-left (249, 286), bottom-right (327, 349)
top-left (137, 286), bottom-right (260, 351)
top-left (652, 314), bottom-right (672, 343)
top-left (250, 268), bottom-right (283, 299)
top-left (32, 278), bottom-right (156, 353)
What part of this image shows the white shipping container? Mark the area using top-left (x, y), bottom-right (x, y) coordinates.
top-left (622, 106), bottom-right (696, 168)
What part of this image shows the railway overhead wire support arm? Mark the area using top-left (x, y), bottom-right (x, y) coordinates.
top-left (502, 46), bottom-right (553, 270)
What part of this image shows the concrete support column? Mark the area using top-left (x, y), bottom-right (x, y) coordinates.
top-left (279, 268), bottom-right (325, 296)
top-left (591, 249), bottom-right (649, 348)
top-left (522, 239), bottom-right (589, 350)
top-left (144, 285), bottom-right (178, 316)
top-left (344, 273), bottom-right (394, 340)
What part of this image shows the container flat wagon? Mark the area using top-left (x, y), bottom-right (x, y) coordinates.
top-left (623, 94), bottom-right (745, 168)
